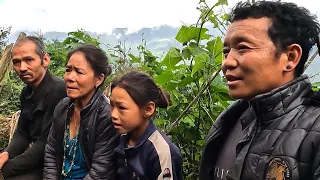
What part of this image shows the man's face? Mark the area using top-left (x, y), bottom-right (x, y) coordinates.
top-left (222, 17), bottom-right (290, 100)
top-left (11, 40), bottom-right (49, 88)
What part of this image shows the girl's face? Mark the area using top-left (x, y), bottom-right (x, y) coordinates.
top-left (110, 86), bottom-right (147, 134)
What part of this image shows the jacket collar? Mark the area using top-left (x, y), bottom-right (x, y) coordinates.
top-left (213, 75), bottom-right (312, 134)
top-left (114, 121), bottom-right (157, 155)
top-left (66, 90), bottom-right (102, 122)
top-left (23, 70), bottom-right (53, 114)
top-left (248, 75), bottom-right (311, 123)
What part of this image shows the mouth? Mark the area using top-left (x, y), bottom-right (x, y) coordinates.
top-left (113, 122), bottom-right (122, 128)
top-left (66, 86), bottom-right (78, 90)
top-left (224, 74), bottom-right (242, 86)
top-left (20, 74), bottom-right (31, 78)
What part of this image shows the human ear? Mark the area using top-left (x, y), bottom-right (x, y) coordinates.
top-left (143, 101), bottom-right (155, 118)
top-left (42, 53), bottom-right (50, 67)
top-left (95, 73), bottom-right (105, 88)
top-left (283, 44), bottom-right (302, 72)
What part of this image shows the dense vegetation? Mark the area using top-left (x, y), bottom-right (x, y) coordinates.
top-left (1, 0), bottom-right (320, 179)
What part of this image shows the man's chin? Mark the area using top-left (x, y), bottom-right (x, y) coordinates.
top-left (228, 90), bottom-right (253, 100)
top-left (21, 78), bottom-right (34, 85)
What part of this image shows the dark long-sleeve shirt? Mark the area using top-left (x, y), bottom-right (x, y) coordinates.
top-left (2, 71), bottom-right (66, 177)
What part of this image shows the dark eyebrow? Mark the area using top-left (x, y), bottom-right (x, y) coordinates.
top-left (233, 36), bottom-right (252, 44)
top-left (22, 56), bottom-right (34, 60)
top-left (12, 58), bottom-right (20, 62)
top-left (65, 65), bottom-right (85, 72)
top-left (110, 99), bottom-right (129, 106)
top-left (224, 36), bottom-right (253, 47)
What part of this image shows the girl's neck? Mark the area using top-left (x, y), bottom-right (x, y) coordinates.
top-left (128, 120), bottom-right (150, 146)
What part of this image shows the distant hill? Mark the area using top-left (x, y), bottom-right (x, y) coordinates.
top-left (7, 25), bottom-right (320, 82)
top-left (7, 25), bottom-right (181, 57)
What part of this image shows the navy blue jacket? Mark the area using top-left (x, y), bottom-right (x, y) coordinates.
top-left (115, 121), bottom-right (183, 180)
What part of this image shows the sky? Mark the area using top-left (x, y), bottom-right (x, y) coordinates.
top-left (1, 0), bottom-right (319, 34)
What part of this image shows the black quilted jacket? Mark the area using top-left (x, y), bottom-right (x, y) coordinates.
top-left (43, 90), bottom-right (119, 180)
top-left (200, 75), bottom-right (320, 180)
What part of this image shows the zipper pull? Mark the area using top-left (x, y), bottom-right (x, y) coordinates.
top-left (124, 158), bottom-right (128, 166)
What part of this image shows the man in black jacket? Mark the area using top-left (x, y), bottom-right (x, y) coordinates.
top-left (0, 36), bottom-right (66, 179)
top-left (200, 1), bottom-right (320, 180)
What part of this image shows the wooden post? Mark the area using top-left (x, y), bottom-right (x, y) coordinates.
top-left (0, 32), bottom-right (26, 84)
top-left (0, 43), bottom-right (14, 83)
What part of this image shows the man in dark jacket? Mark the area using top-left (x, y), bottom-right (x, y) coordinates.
top-left (200, 1), bottom-right (320, 180)
top-left (0, 36), bottom-right (66, 179)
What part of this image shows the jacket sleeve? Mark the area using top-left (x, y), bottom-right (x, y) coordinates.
top-left (148, 144), bottom-right (183, 180)
top-left (43, 103), bottom-right (62, 180)
top-left (84, 104), bottom-right (119, 180)
top-left (313, 132), bottom-right (320, 180)
top-left (2, 89), bottom-right (65, 177)
top-left (2, 127), bottom-right (50, 177)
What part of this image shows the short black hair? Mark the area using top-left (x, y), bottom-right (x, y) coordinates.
top-left (229, 1), bottom-right (320, 76)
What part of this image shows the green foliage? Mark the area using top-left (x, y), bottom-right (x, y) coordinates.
top-left (104, 1), bottom-right (233, 179)
top-left (0, 71), bottom-right (23, 117)
top-left (0, 26), bottom-right (11, 56)
top-left (0, 0), bottom-right (233, 179)
top-left (46, 40), bottom-right (68, 78)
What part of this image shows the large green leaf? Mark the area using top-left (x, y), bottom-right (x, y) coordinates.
top-left (154, 70), bottom-right (174, 85)
top-left (214, 36), bottom-right (224, 65)
top-left (182, 47), bottom-right (192, 59)
top-left (179, 76), bottom-right (195, 88)
top-left (175, 25), bottom-right (211, 44)
top-left (206, 39), bottom-right (216, 54)
top-left (191, 52), bottom-right (209, 76)
top-left (128, 53), bottom-right (141, 63)
top-left (181, 116), bottom-right (195, 127)
top-left (215, 0), bottom-right (228, 6)
top-left (161, 47), bottom-right (182, 70)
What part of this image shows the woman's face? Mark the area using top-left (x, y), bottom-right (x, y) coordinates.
top-left (64, 51), bottom-right (103, 102)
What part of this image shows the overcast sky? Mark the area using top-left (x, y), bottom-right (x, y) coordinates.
top-left (0, 0), bottom-right (319, 34)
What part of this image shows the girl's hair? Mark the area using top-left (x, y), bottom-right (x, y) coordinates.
top-left (67, 44), bottom-right (112, 87)
top-left (111, 71), bottom-right (172, 108)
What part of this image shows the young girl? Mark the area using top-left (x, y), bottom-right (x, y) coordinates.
top-left (110, 71), bottom-right (183, 180)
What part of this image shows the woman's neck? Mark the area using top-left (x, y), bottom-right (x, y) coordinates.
top-left (74, 89), bottom-right (97, 109)
top-left (128, 120), bottom-right (150, 146)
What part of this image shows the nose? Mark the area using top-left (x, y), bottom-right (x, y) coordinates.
top-left (64, 71), bottom-right (76, 82)
top-left (19, 61), bottom-right (28, 72)
top-left (222, 49), bottom-right (238, 74)
top-left (110, 108), bottom-right (119, 121)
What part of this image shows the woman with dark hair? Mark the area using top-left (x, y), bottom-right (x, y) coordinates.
top-left (110, 71), bottom-right (183, 180)
top-left (43, 45), bottom-right (119, 180)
